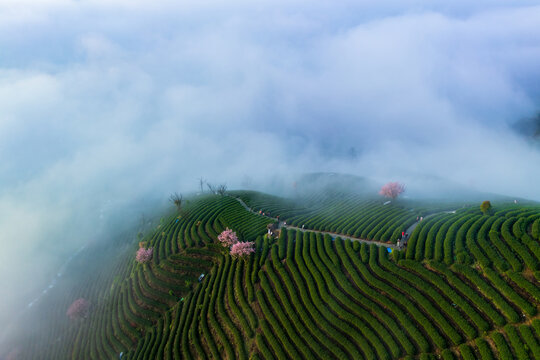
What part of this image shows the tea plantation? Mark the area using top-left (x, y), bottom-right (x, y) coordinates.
top-left (6, 188), bottom-right (540, 359)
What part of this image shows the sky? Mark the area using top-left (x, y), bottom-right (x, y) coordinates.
top-left (1, 0), bottom-right (540, 341)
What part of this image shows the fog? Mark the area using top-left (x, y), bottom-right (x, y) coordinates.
top-left (1, 0), bottom-right (540, 348)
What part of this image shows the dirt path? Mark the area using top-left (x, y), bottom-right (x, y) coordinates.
top-left (231, 196), bottom-right (396, 249)
top-left (405, 210), bottom-right (457, 236)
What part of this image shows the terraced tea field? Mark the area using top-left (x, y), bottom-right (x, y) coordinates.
top-left (6, 189), bottom-right (540, 359)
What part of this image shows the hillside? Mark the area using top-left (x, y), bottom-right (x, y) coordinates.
top-left (3, 184), bottom-right (540, 359)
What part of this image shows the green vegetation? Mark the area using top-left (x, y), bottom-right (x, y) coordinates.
top-left (481, 200), bottom-right (492, 214)
top-left (9, 186), bottom-right (540, 360)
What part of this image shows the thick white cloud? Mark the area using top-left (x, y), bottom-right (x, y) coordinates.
top-left (1, 0), bottom-right (540, 343)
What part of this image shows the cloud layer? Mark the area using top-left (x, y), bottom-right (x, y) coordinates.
top-left (1, 0), bottom-right (540, 337)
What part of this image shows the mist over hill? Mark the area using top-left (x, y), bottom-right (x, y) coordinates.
top-left (2, 177), bottom-right (540, 359)
top-left (2, 1), bottom-right (540, 354)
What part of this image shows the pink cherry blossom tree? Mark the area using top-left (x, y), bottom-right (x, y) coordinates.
top-left (230, 241), bottom-right (255, 258)
top-left (67, 298), bottom-right (90, 320)
top-left (218, 228), bottom-right (239, 247)
top-left (379, 182), bottom-right (405, 199)
top-left (136, 247), bottom-right (153, 263)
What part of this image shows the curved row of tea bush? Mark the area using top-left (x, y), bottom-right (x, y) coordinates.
top-left (115, 225), bottom-right (540, 359)
top-left (15, 195), bottom-right (269, 360)
top-left (404, 204), bottom-right (540, 270)
top-left (13, 192), bottom-right (540, 360)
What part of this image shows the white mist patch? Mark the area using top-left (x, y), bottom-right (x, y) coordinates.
top-left (1, 0), bottom-right (540, 344)
top-left (27, 245), bottom-right (86, 309)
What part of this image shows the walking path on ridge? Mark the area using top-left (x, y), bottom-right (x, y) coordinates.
top-left (404, 209), bottom-right (457, 236)
top-left (230, 195), bottom-right (397, 249)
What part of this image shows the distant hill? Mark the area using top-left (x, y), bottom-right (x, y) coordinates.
top-left (296, 172), bottom-right (522, 204)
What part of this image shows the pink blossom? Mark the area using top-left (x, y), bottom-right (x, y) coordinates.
top-left (218, 228), bottom-right (239, 247)
top-left (379, 182), bottom-right (405, 199)
top-left (66, 298), bottom-right (90, 320)
top-left (230, 241), bottom-right (255, 258)
top-left (136, 247), bottom-right (153, 263)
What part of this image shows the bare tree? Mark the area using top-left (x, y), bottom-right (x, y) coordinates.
top-left (205, 182), bottom-right (226, 196)
top-left (206, 183), bottom-right (216, 194)
top-left (217, 184), bottom-right (227, 196)
top-left (198, 177), bottom-right (206, 193)
top-left (169, 192), bottom-right (183, 211)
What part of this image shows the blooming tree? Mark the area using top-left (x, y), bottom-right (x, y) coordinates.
top-left (218, 228), bottom-right (255, 257)
top-left (67, 298), bottom-right (90, 320)
top-left (379, 182), bottom-right (405, 199)
top-left (136, 247), bottom-right (153, 263)
top-left (230, 241), bottom-right (255, 258)
top-left (218, 228), bottom-right (238, 247)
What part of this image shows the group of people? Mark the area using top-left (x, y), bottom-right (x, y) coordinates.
top-left (396, 231), bottom-right (409, 250)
